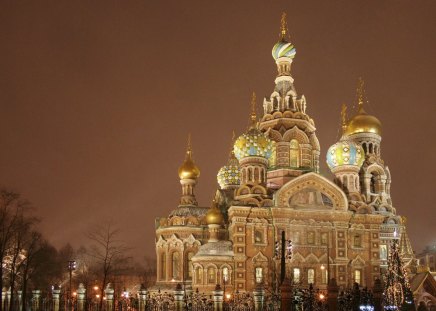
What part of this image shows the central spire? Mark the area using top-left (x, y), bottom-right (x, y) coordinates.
top-left (280, 12), bottom-right (288, 41)
top-left (249, 92), bottom-right (257, 128)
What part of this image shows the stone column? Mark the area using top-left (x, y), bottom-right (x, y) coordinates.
top-left (327, 278), bottom-right (339, 311)
top-left (280, 280), bottom-right (293, 311)
top-left (32, 290), bottom-right (41, 311)
top-left (372, 278), bottom-right (383, 311)
top-left (52, 286), bottom-right (61, 311)
top-left (77, 283), bottom-right (86, 311)
top-left (17, 290), bottom-right (23, 311)
top-left (213, 284), bottom-right (223, 311)
top-left (104, 283), bottom-right (114, 311)
top-left (2, 288), bottom-right (6, 311)
top-left (174, 283), bottom-right (184, 311)
top-left (253, 285), bottom-right (265, 311)
top-left (6, 288), bottom-right (11, 311)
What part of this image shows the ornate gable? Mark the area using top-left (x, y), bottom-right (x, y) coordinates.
top-left (275, 172), bottom-right (348, 211)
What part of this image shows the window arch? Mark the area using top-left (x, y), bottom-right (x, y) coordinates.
top-left (186, 252), bottom-right (194, 280)
top-left (290, 139), bottom-right (300, 168)
top-left (195, 267), bottom-right (203, 284)
top-left (160, 252), bottom-right (166, 280)
top-left (207, 267), bottom-right (216, 284)
top-left (172, 252), bottom-right (180, 280)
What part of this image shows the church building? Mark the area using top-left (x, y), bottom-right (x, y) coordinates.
top-left (153, 14), bottom-right (415, 294)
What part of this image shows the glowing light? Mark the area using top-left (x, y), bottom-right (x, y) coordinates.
top-left (319, 293), bottom-right (325, 300)
top-left (225, 293), bottom-right (231, 300)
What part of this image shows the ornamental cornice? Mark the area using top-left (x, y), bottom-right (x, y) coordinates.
top-left (270, 207), bottom-right (351, 222)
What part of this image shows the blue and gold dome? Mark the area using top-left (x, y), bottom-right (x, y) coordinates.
top-left (234, 128), bottom-right (274, 160)
top-left (217, 151), bottom-right (240, 189)
top-left (326, 139), bottom-right (364, 171)
top-left (272, 41), bottom-right (296, 60)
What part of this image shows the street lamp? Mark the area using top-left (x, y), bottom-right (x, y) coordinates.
top-left (274, 231), bottom-right (292, 285)
top-left (222, 267), bottom-right (229, 301)
top-left (67, 260), bottom-right (77, 299)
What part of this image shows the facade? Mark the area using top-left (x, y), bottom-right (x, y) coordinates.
top-left (417, 244), bottom-right (436, 274)
top-left (153, 14), bottom-right (416, 293)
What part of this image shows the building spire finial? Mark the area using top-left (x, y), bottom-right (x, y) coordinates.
top-left (341, 103), bottom-right (348, 133)
top-left (280, 12), bottom-right (288, 40)
top-left (357, 77), bottom-right (365, 111)
top-left (250, 92), bottom-right (257, 127)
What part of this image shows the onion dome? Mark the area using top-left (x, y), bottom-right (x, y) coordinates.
top-left (272, 13), bottom-right (296, 60)
top-left (345, 108), bottom-right (382, 136)
top-left (206, 200), bottom-right (223, 225)
top-left (326, 138), bottom-right (365, 171)
top-left (217, 136), bottom-right (240, 189)
top-left (233, 93), bottom-right (274, 160)
top-left (345, 78), bottom-right (382, 136)
top-left (178, 135), bottom-right (200, 179)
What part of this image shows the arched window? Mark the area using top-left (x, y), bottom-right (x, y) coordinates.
top-left (160, 253), bottom-right (166, 280)
top-left (255, 267), bottom-right (263, 284)
top-left (290, 139), bottom-right (300, 168)
top-left (207, 267), bottom-right (216, 284)
top-left (186, 252), bottom-right (194, 280)
top-left (222, 267), bottom-right (229, 283)
top-left (354, 270), bottom-right (362, 285)
top-left (172, 252), bottom-right (180, 280)
top-left (195, 267), bottom-right (203, 284)
top-left (293, 268), bottom-right (301, 283)
top-left (254, 167), bottom-right (259, 183)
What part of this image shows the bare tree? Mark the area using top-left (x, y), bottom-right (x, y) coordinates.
top-left (0, 189), bottom-right (30, 310)
top-left (86, 220), bottom-right (130, 311)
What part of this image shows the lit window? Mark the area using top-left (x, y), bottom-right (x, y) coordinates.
top-left (308, 269), bottom-right (315, 284)
top-left (195, 267), bottom-right (202, 284)
top-left (223, 267), bottom-right (229, 282)
top-left (208, 267), bottom-right (216, 284)
top-left (321, 268), bottom-right (328, 284)
top-left (255, 267), bottom-right (263, 283)
top-left (354, 270), bottom-right (361, 285)
top-left (293, 268), bottom-right (300, 283)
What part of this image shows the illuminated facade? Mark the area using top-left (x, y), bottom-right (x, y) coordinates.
top-left (154, 14), bottom-right (415, 293)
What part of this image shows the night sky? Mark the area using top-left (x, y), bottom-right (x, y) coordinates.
top-left (0, 1), bottom-right (435, 260)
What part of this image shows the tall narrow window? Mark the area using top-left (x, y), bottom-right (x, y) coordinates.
top-left (354, 270), bottom-right (361, 285)
top-left (195, 267), bottom-right (202, 284)
top-left (254, 229), bottom-right (263, 243)
top-left (354, 234), bottom-right (362, 248)
top-left (255, 267), bottom-right (263, 283)
top-left (223, 267), bottom-right (229, 283)
top-left (172, 252), bottom-right (180, 279)
top-left (161, 253), bottom-right (166, 280)
top-left (290, 139), bottom-right (300, 168)
top-left (308, 269), bottom-right (315, 284)
top-left (293, 268), bottom-right (300, 283)
top-left (187, 252), bottom-right (194, 280)
top-left (208, 267), bottom-right (216, 284)
top-left (321, 268), bottom-right (328, 284)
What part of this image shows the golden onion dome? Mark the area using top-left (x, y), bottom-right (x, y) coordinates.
top-left (345, 107), bottom-right (382, 136)
top-left (178, 136), bottom-right (200, 180)
top-left (206, 201), bottom-right (223, 225)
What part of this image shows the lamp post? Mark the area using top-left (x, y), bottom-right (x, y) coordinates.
top-left (274, 231), bottom-right (293, 285)
top-left (67, 260), bottom-right (77, 300)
